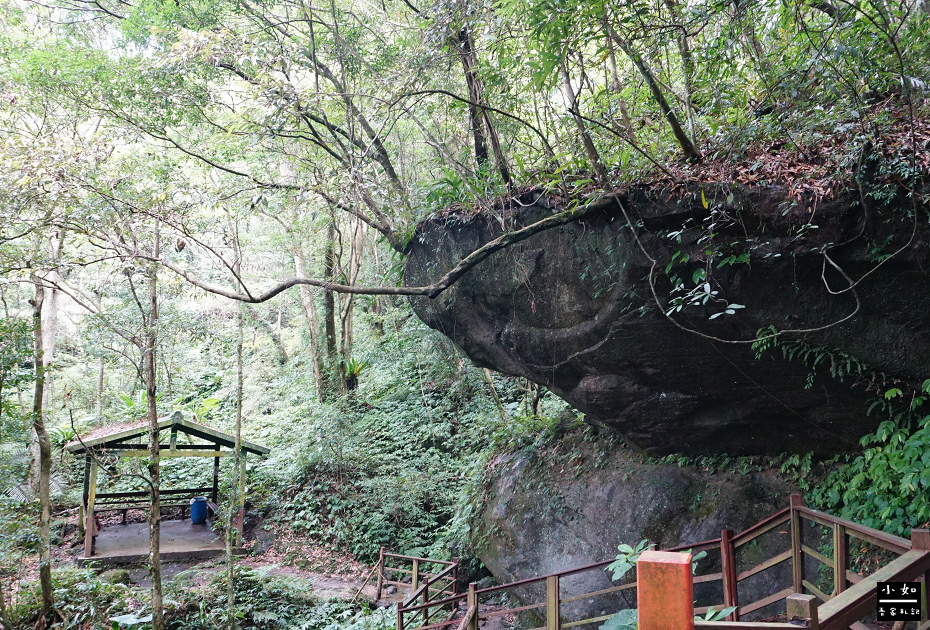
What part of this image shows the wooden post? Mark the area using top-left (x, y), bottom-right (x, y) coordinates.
top-left (467, 582), bottom-right (478, 630)
top-left (546, 575), bottom-right (560, 630)
top-left (452, 557), bottom-right (459, 595)
top-left (912, 528), bottom-right (930, 623)
top-left (720, 529), bottom-right (739, 621)
top-left (83, 459), bottom-right (98, 558)
top-left (78, 455), bottom-right (90, 537)
top-left (832, 523), bottom-right (847, 596)
top-left (376, 547), bottom-right (385, 599)
top-left (790, 494), bottom-right (804, 593)
top-left (637, 550), bottom-right (694, 630)
top-left (397, 603), bottom-right (404, 630)
top-left (786, 593), bottom-right (819, 630)
top-left (169, 426), bottom-right (177, 451)
top-left (411, 558), bottom-right (419, 598)
top-left (211, 455), bottom-right (220, 504)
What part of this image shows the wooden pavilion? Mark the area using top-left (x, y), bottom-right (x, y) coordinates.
top-left (66, 410), bottom-right (270, 559)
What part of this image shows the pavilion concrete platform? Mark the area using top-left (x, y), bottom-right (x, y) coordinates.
top-left (78, 519), bottom-right (242, 566)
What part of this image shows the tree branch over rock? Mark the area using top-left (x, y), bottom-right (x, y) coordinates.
top-left (144, 195), bottom-right (616, 302)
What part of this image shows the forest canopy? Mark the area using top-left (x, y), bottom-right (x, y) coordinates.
top-left (0, 0), bottom-right (929, 626)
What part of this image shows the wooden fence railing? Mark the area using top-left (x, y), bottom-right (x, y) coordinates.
top-left (374, 547), bottom-right (459, 605)
top-left (389, 494), bottom-right (930, 630)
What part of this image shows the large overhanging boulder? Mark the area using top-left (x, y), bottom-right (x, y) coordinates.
top-left (404, 183), bottom-right (930, 456)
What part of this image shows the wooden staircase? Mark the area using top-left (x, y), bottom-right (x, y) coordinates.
top-left (365, 495), bottom-right (930, 630)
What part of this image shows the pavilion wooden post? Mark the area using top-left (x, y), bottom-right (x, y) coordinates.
top-left (83, 459), bottom-right (98, 558)
top-left (636, 550), bottom-right (694, 630)
top-left (912, 528), bottom-right (930, 623)
top-left (790, 493), bottom-right (804, 592)
top-left (78, 455), bottom-right (90, 537)
top-left (211, 455), bottom-right (220, 504)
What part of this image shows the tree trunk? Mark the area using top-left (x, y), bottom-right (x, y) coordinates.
top-left (294, 251), bottom-right (326, 399)
top-left (339, 220), bottom-right (364, 362)
top-left (144, 258), bottom-right (165, 630)
top-left (227, 299), bottom-right (244, 629)
top-left (604, 28), bottom-right (635, 137)
top-left (30, 265), bottom-right (59, 496)
top-left (323, 223), bottom-right (338, 386)
top-left (607, 27), bottom-right (701, 161)
top-left (559, 62), bottom-right (611, 184)
top-left (29, 278), bottom-right (54, 620)
top-left (661, 0), bottom-right (696, 138)
top-left (457, 28), bottom-right (512, 186)
top-left (96, 355), bottom-right (104, 418)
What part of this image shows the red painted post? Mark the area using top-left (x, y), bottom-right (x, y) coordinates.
top-left (637, 550), bottom-right (694, 630)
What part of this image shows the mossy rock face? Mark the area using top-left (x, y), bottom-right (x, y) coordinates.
top-left (472, 434), bottom-right (792, 621)
top-left (100, 569), bottom-right (132, 585)
top-left (404, 186), bottom-right (930, 456)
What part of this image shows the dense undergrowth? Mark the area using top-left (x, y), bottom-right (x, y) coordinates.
top-left (8, 565), bottom-right (398, 630)
top-left (233, 305), bottom-right (571, 564)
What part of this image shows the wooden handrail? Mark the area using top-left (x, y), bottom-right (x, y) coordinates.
top-left (395, 500), bottom-right (929, 630)
top-left (384, 552), bottom-right (456, 565)
top-left (731, 508), bottom-right (790, 547)
top-left (399, 593), bottom-right (466, 614)
top-left (793, 505), bottom-right (911, 555)
top-left (403, 564), bottom-right (457, 607)
top-left (818, 549), bottom-right (930, 630)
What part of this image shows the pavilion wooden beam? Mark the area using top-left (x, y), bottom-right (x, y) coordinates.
top-left (116, 450), bottom-right (229, 458)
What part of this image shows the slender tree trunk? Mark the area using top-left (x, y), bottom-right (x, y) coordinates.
top-left (40, 271), bottom-right (59, 408)
top-left (559, 62), bottom-right (611, 184)
top-left (604, 28), bottom-right (635, 137)
top-left (607, 26), bottom-right (701, 161)
top-left (29, 278), bottom-right (54, 621)
top-left (458, 29), bottom-right (489, 167)
top-left (661, 0), bottom-right (696, 138)
top-left (227, 300), bottom-right (244, 629)
top-left (294, 251), bottom-right (326, 398)
top-left (339, 220), bottom-right (364, 361)
top-left (323, 224), bottom-right (338, 385)
top-left (457, 28), bottom-right (512, 186)
top-left (144, 254), bottom-right (165, 630)
top-left (96, 355), bottom-right (104, 418)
